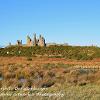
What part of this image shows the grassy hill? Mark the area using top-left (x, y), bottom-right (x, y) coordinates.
top-left (0, 45), bottom-right (100, 60)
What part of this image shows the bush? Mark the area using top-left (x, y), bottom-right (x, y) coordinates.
top-left (78, 80), bottom-right (87, 86)
top-left (4, 72), bottom-right (16, 79)
top-left (47, 71), bottom-right (55, 78)
top-left (41, 80), bottom-right (55, 88)
top-left (43, 63), bottom-right (56, 69)
top-left (27, 57), bottom-right (32, 61)
top-left (25, 79), bottom-right (33, 88)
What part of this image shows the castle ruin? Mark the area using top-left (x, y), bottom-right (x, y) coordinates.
top-left (26, 33), bottom-right (46, 47)
top-left (16, 40), bottom-right (22, 46)
top-left (8, 33), bottom-right (68, 47)
top-left (27, 35), bottom-right (33, 46)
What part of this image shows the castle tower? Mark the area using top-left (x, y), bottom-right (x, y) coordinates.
top-left (33, 33), bottom-right (37, 46)
top-left (27, 35), bottom-right (33, 46)
top-left (17, 40), bottom-right (22, 46)
top-left (38, 35), bottom-right (46, 47)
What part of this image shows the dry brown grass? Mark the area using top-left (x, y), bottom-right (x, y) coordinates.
top-left (1, 56), bottom-right (100, 89)
top-left (0, 57), bottom-right (100, 66)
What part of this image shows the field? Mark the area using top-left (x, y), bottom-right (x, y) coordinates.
top-left (0, 46), bottom-right (100, 99)
top-left (0, 56), bottom-right (100, 100)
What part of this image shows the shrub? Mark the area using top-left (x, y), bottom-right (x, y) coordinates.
top-left (47, 71), bottom-right (55, 78)
top-left (4, 72), bottom-right (16, 79)
top-left (0, 72), bottom-right (2, 76)
top-left (27, 57), bottom-right (32, 61)
top-left (17, 82), bottom-right (23, 88)
top-left (78, 80), bottom-right (88, 86)
top-left (41, 80), bottom-right (55, 88)
top-left (43, 63), bottom-right (56, 69)
top-left (0, 81), bottom-right (2, 88)
top-left (25, 79), bottom-right (33, 88)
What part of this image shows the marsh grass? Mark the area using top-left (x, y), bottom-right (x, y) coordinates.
top-left (1, 62), bottom-right (100, 99)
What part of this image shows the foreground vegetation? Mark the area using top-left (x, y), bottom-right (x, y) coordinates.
top-left (0, 45), bottom-right (100, 60)
top-left (0, 62), bottom-right (100, 99)
top-left (1, 45), bottom-right (100, 99)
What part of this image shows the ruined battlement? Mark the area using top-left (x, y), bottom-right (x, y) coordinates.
top-left (26, 33), bottom-right (46, 47)
top-left (13, 33), bottom-right (46, 47)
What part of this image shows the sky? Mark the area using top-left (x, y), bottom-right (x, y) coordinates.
top-left (0, 0), bottom-right (100, 46)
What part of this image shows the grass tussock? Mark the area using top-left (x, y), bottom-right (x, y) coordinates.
top-left (1, 62), bottom-right (100, 99)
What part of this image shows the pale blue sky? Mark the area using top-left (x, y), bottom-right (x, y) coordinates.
top-left (0, 0), bottom-right (100, 46)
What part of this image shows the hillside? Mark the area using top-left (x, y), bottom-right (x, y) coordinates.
top-left (0, 45), bottom-right (100, 60)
